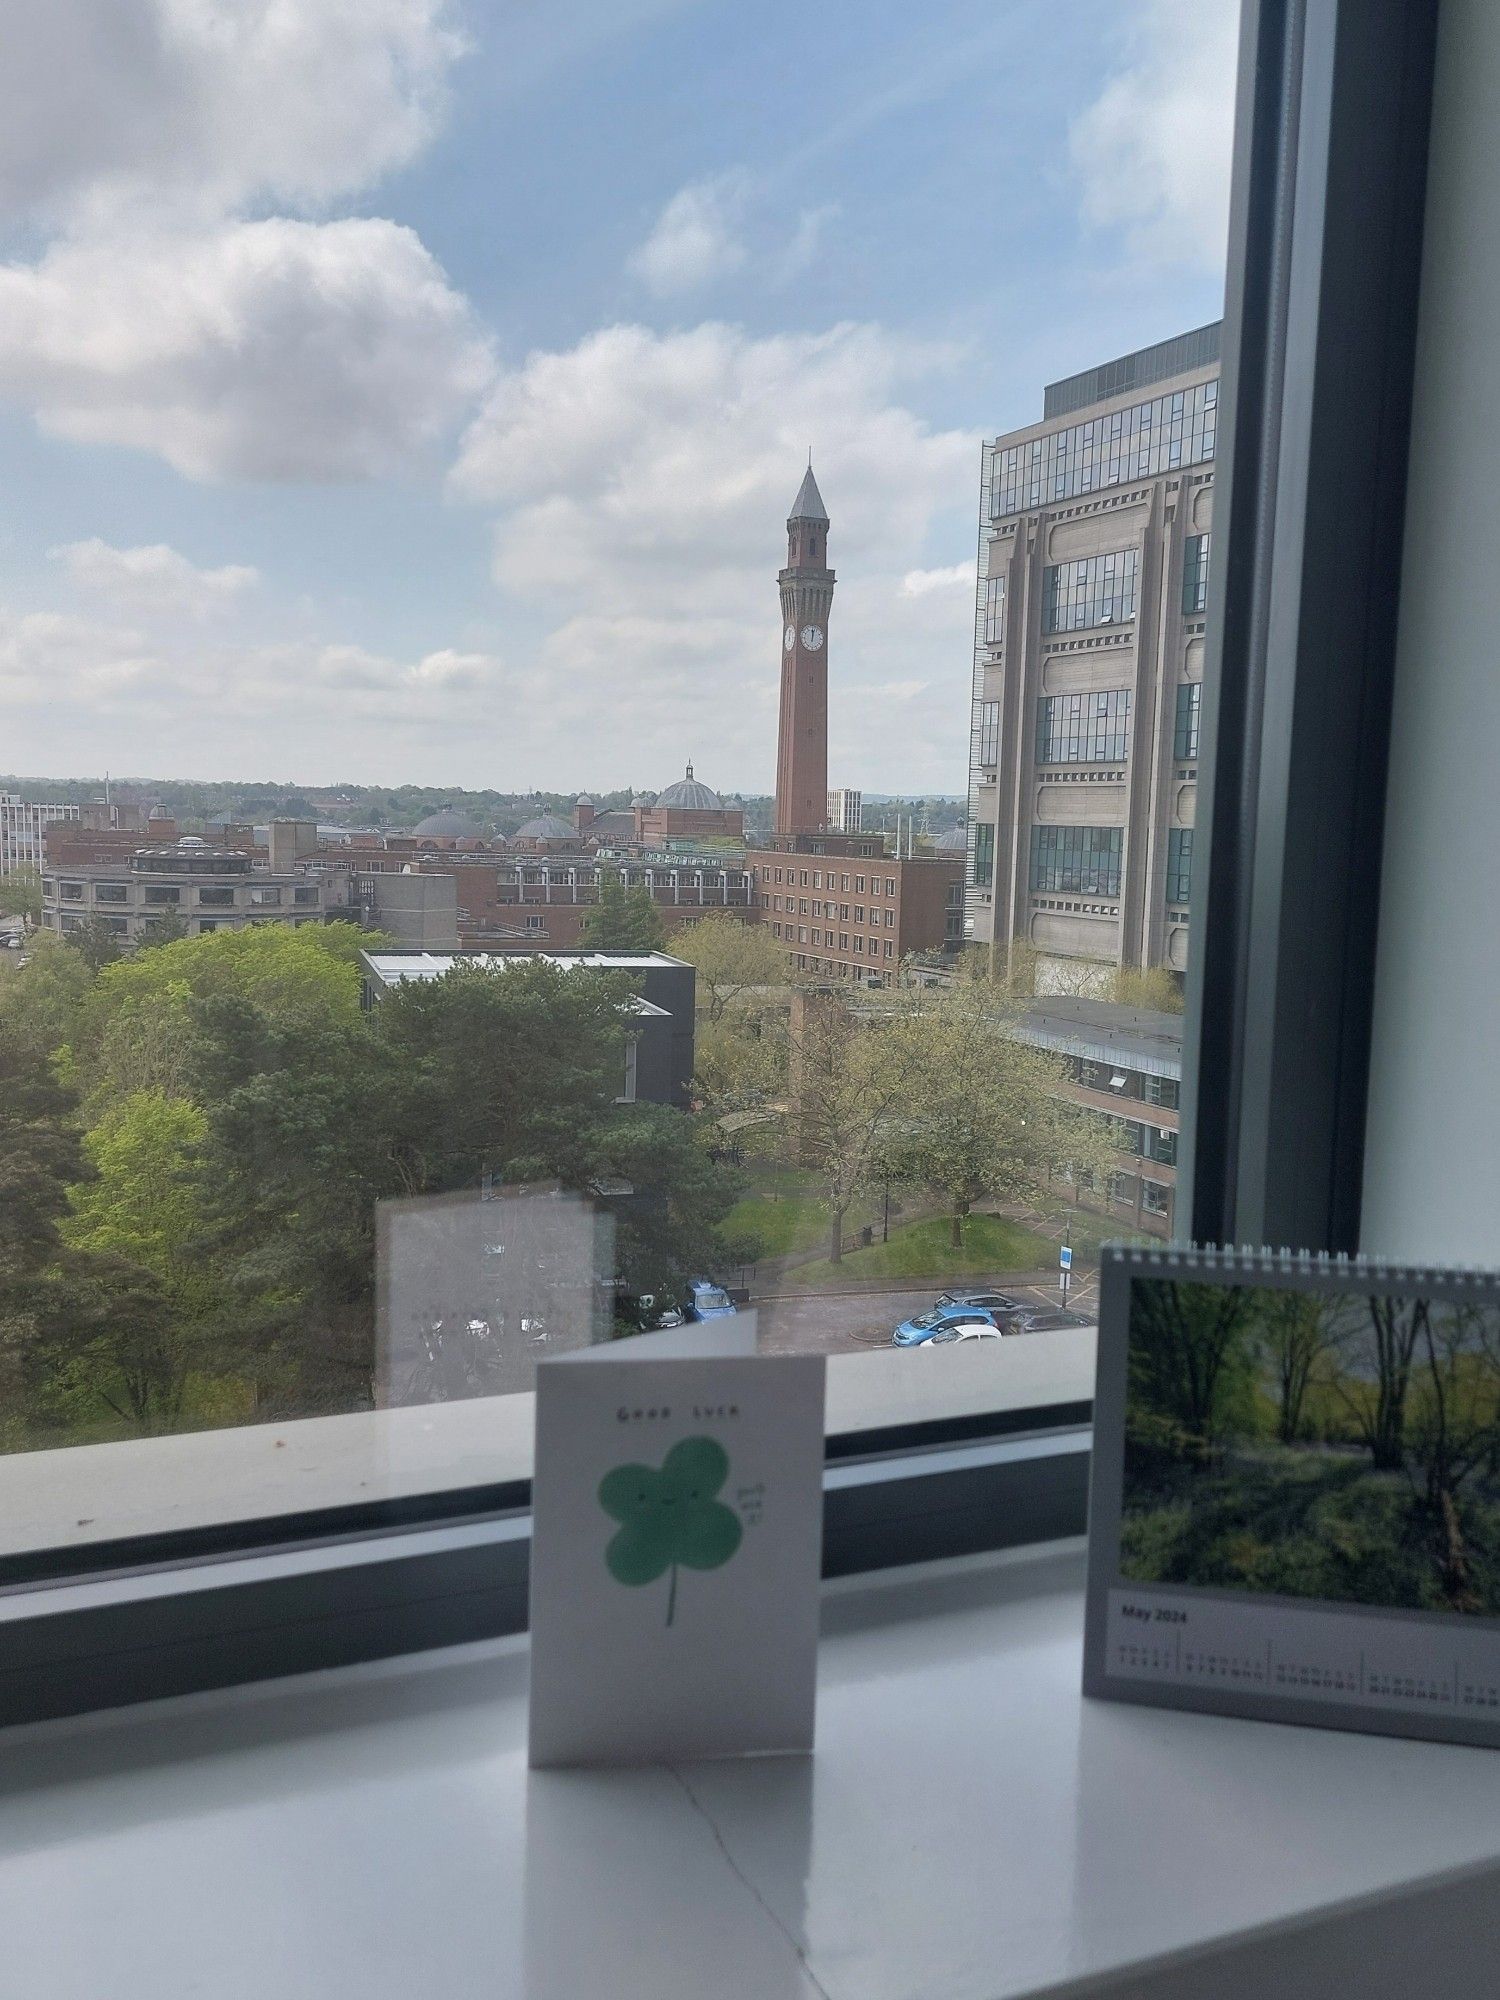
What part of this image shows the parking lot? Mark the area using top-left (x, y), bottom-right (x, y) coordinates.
top-left (752, 1274), bottom-right (1095, 1357)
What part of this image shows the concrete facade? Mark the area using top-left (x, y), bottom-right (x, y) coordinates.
top-left (0, 793), bottom-right (79, 877)
top-left (965, 324), bottom-right (1220, 987)
top-left (41, 838), bottom-right (330, 945)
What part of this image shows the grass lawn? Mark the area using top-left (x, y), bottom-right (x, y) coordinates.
top-left (724, 1163), bottom-right (883, 1262)
top-left (785, 1212), bottom-right (1053, 1290)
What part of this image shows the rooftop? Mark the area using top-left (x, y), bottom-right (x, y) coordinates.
top-left (1011, 995), bottom-right (1183, 1079)
top-left (1042, 321), bottom-right (1222, 420)
top-left (360, 948), bottom-right (689, 1008)
top-left (788, 463), bottom-right (828, 523)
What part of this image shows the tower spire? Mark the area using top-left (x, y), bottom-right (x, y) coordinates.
top-left (774, 463), bottom-right (835, 836)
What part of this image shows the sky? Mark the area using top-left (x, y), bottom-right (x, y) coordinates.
top-left (0, 0), bottom-right (1238, 797)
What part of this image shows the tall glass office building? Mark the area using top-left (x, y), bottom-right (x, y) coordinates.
top-left (965, 323), bottom-right (1220, 989)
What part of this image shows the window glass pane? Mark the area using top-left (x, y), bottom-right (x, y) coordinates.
top-left (0, 0), bottom-right (1235, 1572)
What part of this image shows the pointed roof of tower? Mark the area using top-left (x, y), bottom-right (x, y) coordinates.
top-left (788, 462), bottom-right (828, 523)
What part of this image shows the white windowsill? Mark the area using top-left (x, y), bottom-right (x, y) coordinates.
top-left (0, 1328), bottom-right (1097, 1560)
top-left (4, 1541), bottom-right (1500, 1999)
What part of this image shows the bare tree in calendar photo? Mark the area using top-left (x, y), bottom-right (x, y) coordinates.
top-left (1120, 1276), bottom-right (1500, 1617)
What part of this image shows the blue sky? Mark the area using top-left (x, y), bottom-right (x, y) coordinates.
top-left (0, 0), bottom-right (1235, 795)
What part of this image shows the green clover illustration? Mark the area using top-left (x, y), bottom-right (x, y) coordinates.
top-left (598, 1435), bottom-right (743, 1626)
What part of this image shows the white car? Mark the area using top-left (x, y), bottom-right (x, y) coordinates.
top-left (921, 1318), bottom-right (1004, 1348)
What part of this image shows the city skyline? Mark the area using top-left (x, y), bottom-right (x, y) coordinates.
top-left (0, 1), bottom-right (1235, 793)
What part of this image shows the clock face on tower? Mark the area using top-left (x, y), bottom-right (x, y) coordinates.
top-left (800, 624), bottom-right (824, 651)
top-left (784, 623), bottom-right (796, 652)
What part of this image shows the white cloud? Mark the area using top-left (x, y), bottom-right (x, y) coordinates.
top-left (0, 220), bottom-right (494, 481)
top-left (450, 319), bottom-right (978, 789)
top-left (50, 539), bottom-right (259, 618)
top-left (777, 203), bottom-right (840, 285)
top-left (902, 563), bottom-right (974, 598)
top-left (1069, 0), bottom-right (1239, 271)
top-left (0, 0), bottom-right (463, 228)
top-left (0, 600), bottom-right (518, 779)
top-left (628, 177), bottom-right (748, 297)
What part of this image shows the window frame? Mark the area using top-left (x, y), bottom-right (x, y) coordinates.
top-left (0, 0), bottom-right (1440, 1726)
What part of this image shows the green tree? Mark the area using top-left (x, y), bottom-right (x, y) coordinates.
top-left (0, 932), bottom-right (95, 1064)
top-left (779, 990), bottom-right (922, 1264)
top-left (69, 921), bottom-right (367, 1112)
top-left (588, 1102), bottom-right (745, 1307)
top-left (136, 907), bottom-right (192, 950)
top-left (0, 865), bottom-right (42, 925)
top-left (1259, 1290), bottom-right (1337, 1442)
top-left (671, 914), bottom-right (789, 1021)
top-left (1128, 1278), bottom-right (1257, 1447)
top-left (62, 1091), bottom-right (220, 1429)
top-left (62, 914), bottom-right (124, 973)
top-left (880, 985), bottom-right (1116, 1248)
top-left (582, 873), bottom-right (667, 952)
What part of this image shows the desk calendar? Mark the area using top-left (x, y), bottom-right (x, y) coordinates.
top-left (1083, 1245), bottom-right (1500, 1748)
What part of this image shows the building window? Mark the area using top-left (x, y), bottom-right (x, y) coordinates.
top-left (143, 885), bottom-right (181, 905)
top-left (884, 909), bottom-right (894, 927)
top-left (249, 887), bottom-right (282, 907)
top-left (885, 878), bottom-right (896, 895)
top-left (989, 375), bottom-right (1217, 517)
top-left (294, 886), bottom-right (318, 906)
top-left (99, 916), bottom-right (129, 934)
top-left (855, 876), bottom-right (864, 893)
top-left (1029, 825), bottom-right (1123, 898)
top-left (841, 874), bottom-right (850, 891)
top-left (620, 1037), bottom-right (639, 1103)
top-left (884, 940), bottom-right (894, 959)
top-left (854, 936), bottom-right (863, 954)
top-left (854, 906), bottom-right (865, 923)
top-left (1145, 1073), bottom-right (1180, 1109)
top-left (1174, 681), bottom-right (1201, 761)
top-left (93, 882), bottom-right (128, 904)
top-left (976, 700), bottom-right (1000, 768)
top-left (839, 933), bottom-right (849, 950)
top-left (525, 914), bottom-right (546, 930)
top-left (1042, 548), bottom-right (1139, 633)
top-left (1142, 1181), bottom-right (1171, 1218)
top-left (982, 572), bottom-right (1006, 645)
top-left (199, 887), bottom-right (235, 907)
top-left (1166, 827), bottom-right (1193, 905)
top-left (1035, 689), bottom-right (1131, 764)
top-left (60, 881), bottom-right (84, 900)
top-left (1147, 1127), bottom-right (1178, 1166)
top-left (1182, 531), bottom-right (1210, 614)
top-left (972, 822), bottom-right (995, 889)
top-left (798, 927), bottom-right (808, 944)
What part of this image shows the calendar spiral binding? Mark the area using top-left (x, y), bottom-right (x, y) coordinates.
top-left (1098, 1240), bottom-right (1500, 1294)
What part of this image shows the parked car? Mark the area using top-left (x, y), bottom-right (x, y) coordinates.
top-left (893, 1304), bottom-right (1005, 1347)
top-left (935, 1289), bottom-right (1026, 1315)
top-left (685, 1278), bottom-right (738, 1321)
top-left (1004, 1308), bottom-right (1093, 1335)
top-left (922, 1322), bottom-right (1004, 1347)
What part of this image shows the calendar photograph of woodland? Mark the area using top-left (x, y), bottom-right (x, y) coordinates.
top-left (1121, 1278), bottom-right (1500, 1617)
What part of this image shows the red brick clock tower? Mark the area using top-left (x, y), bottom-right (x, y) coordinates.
top-left (774, 463), bottom-right (835, 835)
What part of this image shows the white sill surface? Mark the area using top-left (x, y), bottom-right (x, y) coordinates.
top-left (4, 1540), bottom-right (1500, 2000)
top-left (0, 1327), bottom-right (1096, 1557)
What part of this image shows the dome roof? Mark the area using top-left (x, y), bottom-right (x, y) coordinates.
top-left (934, 825), bottom-right (968, 851)
top-left (514, 813), bottom-right (577, 841)
top-left (630, 792), bottom-right (656, 808)
top-left (413, 807), bottom-right (484, 839)
top-left (575, 792), bottom-right (594, 806)
top-left (655, 761), bottom-right (723, 812)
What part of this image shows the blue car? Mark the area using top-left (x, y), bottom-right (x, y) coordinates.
top-left (685, 1278), bottom-right (738, 1321)
top-left (893, 1303), bottom-right (1004, 1347)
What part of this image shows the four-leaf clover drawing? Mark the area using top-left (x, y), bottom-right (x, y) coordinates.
top-left (598, 1436), bottom-right (743, 1626)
